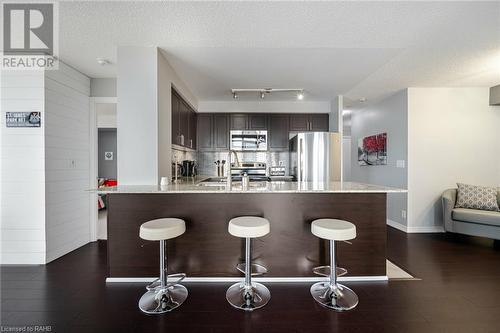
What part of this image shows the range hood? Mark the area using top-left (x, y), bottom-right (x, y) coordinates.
top-left (489, 85), bottom-right (500, 105)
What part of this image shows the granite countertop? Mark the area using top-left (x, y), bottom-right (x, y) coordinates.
top-left (93, 177), bottom-right (406, 194)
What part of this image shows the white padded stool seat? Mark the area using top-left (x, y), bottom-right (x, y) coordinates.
top-left (140, 218), bottom-right (186, 241)
top-left (228, 216), bottom-right (270, 238)
top-left (311, 219), bottom-right (356, 241)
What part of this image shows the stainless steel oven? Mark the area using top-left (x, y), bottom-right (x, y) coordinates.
top-left (230, 130), bottom-right (268, 151)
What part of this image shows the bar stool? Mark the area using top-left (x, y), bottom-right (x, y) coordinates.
top-left (226, 216), bottom-right (271, 311)
top-left (310, 219), bottom-right (358, 311)
top-left (138, 218), bottom-right (187, 314)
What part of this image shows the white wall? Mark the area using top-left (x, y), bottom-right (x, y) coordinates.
top-left (350, 90), bottom-right (408, 228)
top-left (90, 78), bottom-right (116, 97)
top-left (408, 87), bottom-right (500, 231)
top-left (329, 96), bottom-right (343, 132)
top-left (44, 63), bottom-right (91, 262)
top-left (1, 63), bottom-right (91, 264)
top-left (96, 103), bottom-right (117, 128)
top-left (117, 47), bottom-right (159, 185)
top-left (1, 71), bottom-right (46, 264)
top-left (198, 100), bottom-right (329, 114)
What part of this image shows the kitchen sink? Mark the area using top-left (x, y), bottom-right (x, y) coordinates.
top-left (196, 177), bottom-right (268, 188)
top-left (196, 177), bottom-right (227, 186)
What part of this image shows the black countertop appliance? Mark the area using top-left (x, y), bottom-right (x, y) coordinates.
top-left (182, 160), bottom-right (197, 177)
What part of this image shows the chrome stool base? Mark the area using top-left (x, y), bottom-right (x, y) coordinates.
top-left (139, 284), bottom-right (188, 314)
top-left (313, 265), bottom-right (347, 277)
top-left (226, 282), bottom-right (271, 311)
top-left (310, 281), bottom-right (358, 311)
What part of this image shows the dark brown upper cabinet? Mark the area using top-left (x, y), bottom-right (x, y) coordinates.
top-left (290, 114), bottom-right (329, 132)
top-left (196, 113), bottom-right (328, 152)
top-left (268, 114), bottom-right (289, 151)
top-left (180, 100), bottom-right (190, 146)
top-left (214, 114), bottom-right (229, 150)
top-left (197, 114), bottom-right (212, 151)
top-left (187, 109), bottom-right (197, 149)
top-left (310, 114), bottom-right (329, 131)
top-left (171, 90), bottom-right (181, 145)
top-left (230, 114), bottom-right (248, 130)
top-left (171, 88), bottom-right (197, 149)
top-left (230, 114), bottom-right (268, 130)
top-left (248, 114), bottom-right (267, 130)
top-left (289, 114), bottom-right (309, 131)
top-left (197, 114), bottom-right (229, 151)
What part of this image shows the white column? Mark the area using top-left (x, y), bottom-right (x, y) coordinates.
top-left (117, 46), bottom-right (159, 185)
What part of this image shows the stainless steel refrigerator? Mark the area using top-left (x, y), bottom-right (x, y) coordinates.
top-left (289, 132), bottom-right (342, 182)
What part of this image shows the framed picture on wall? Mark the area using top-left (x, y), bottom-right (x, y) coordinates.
top-left (358, 132), bottom-right (387, 166)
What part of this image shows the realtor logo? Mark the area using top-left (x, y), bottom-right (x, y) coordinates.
top-left (1, 2), bottom-right (58, 69)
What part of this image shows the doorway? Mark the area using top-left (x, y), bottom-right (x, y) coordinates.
top-left (89, 98), bottom-right (117, 241)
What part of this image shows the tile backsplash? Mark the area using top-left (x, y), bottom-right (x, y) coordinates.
top-left (172, 148), bottom-right (197, 163)
top-left (197, 151), bottom-right (290, 176)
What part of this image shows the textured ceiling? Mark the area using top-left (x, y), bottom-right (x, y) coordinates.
top-left (58, 1), bottom-right (500, 103)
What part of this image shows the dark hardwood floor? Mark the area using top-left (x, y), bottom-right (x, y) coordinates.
top-left (2, 227), bottom-right (500, 333)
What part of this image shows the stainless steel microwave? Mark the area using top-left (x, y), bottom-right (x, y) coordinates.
top-left (230, 130), bottom-right (268, 151)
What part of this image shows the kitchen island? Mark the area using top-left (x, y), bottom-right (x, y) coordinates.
top-left (98, 180), bottom-right (405, 281)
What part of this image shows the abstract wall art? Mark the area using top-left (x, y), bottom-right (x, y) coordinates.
top-left (358, 132), bottom-right (387, 166)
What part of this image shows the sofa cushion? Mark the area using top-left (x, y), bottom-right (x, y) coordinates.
top-left (452, 208), bottom-right (500, 227)
top-left (455, 183), bottom-right (500, 212)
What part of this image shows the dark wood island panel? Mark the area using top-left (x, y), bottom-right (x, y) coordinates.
top-left (107, 193), bottom-right (386, 278)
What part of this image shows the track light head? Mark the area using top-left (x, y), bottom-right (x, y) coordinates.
top-left (232, 92), bottom-right (238, 99)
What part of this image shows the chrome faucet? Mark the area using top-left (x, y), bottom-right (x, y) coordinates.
top-left (226, 150), bottom-right (241, 188)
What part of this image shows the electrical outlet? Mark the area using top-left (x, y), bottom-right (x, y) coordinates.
top-left (401, 210), bottom-right (407, 219)
top-left (396, 160), bottom-right (405, 168)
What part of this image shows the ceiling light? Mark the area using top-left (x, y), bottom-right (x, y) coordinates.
top-left (96, 58), bottom-right (109, 66)
top-left (231, 88), bottom-right (304, 100)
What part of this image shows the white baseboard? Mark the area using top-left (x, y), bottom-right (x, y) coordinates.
top-left (387, 219), bottom-right (408, 232)
top-left (106, 276), bottom-right (388, 283)
top-left (387, 219), bottom-right (445, 233)
top-left (407, 225), bottom-right (445, 233)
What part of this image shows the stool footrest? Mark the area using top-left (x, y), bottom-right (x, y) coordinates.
top-left (312, 265), bottom-right (347, 277)
top-left (236, 263), bottom-right (268, 276)
top-left (146, 273), bottom-right (187, 291)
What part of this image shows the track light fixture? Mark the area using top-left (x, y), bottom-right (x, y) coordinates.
top-left (230, 88), bottom-right (305, 101)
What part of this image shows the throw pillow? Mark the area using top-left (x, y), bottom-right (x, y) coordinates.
top-left (455, 183), bottom-right (500, 211)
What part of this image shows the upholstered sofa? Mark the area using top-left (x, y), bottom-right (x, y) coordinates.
top-left (442, 189), bottom-right (500, 241)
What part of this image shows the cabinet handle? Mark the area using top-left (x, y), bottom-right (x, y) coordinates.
top-left (190, 139), bottom-right (193, 148)
top-left (181, 135), bottom-right (185, 146)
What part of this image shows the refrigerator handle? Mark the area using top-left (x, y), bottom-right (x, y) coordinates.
top-left (298, 137), bottom-right (304, 182)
